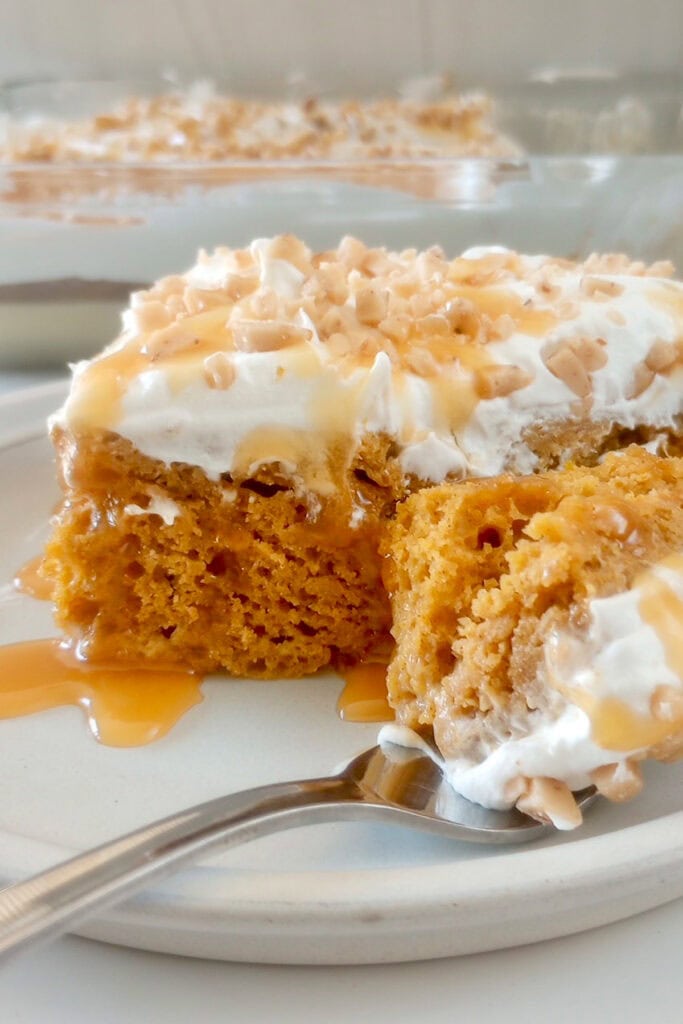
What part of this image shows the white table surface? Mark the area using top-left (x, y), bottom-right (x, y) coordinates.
top-left (2, 370), bottom-right (683, 1023)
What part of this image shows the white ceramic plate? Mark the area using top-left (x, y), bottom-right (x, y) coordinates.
top-left (2, 381), bottom-right (683, 965)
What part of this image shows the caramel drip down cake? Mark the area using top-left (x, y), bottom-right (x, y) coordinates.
top-left (45, 236), bottom-right (683, 682)
top-left (384, 448), bottom-right (683, 828)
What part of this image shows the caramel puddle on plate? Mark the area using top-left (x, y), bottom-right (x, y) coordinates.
top-left (11, 558), bottom-right (391, 740)
top-left (13, 554), bottom-right (53, 601)
top-left (0, 638), bottom-right (204, 747)
top-left (337, 662), bottom-right (394, 723)
top-left (7, 557), bottom-right (203, 745)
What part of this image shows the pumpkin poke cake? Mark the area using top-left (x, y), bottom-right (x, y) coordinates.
top-left (44, 236), bottom-right (683, 685)
top-left (383, 447), bottom-right (683, 828)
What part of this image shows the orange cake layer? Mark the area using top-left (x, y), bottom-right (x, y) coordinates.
top-left (45, 433), bottom-right (683, 679)
top-left (44, 430), bottom-right (408, 678)
top-left (385, 447), bottom-right (683, 731)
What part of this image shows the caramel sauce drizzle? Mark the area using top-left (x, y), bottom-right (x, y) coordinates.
top-left (337, 662), bottom-right (394, 723)
top-left (430, 365), bottom-right (483, 435)
top-left (0, 638), bottom-right (203, 747)
top-left (10, 557), bottom-right (392, 742)
top-left (68, 306), bottom-right (234, 431)
top-left (586, 696), bottom-right (678, 753)
top-left (563, 553), bottom-right (683, 753)
top-left (650, 283), bottom-right (683, 323)
top-left (13, 555), bottom-right (53, 601)
top-left (1, 636), bottom-right (390, 741)
top-left (451, 283), bottom-right (558, 338)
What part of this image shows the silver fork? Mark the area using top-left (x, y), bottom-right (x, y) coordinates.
top-left (0, 740), bottom-right (597, 961)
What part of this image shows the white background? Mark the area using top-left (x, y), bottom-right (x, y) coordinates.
top-left (3, 896), bottom-right (683, 1023)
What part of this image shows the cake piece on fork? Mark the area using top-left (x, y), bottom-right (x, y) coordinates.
top-left (383, 448), bottom-right (683, 828)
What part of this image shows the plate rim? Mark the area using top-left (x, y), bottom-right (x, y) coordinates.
top-left (3, 379), bottom-right (683, 963)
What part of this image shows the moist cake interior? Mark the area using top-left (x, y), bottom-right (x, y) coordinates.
top-left (385, 447), bottom-right (683, 742)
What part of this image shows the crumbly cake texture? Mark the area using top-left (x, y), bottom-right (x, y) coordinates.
top-left (45, 429), bottom-right (406, 677)
top-left (0, 86), bottom-right (518, 162)
top-left (384, 448), bottom-right (683, 810)
top-left (45, 237), bottom-right (683, 678)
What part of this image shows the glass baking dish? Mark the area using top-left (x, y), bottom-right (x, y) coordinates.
top-left (0, 74), bottom-right (682, 367)
top-left (2, 72), bottom-right (682, 156)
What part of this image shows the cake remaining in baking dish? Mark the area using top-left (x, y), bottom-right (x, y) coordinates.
top-left (44, 235), bottom-right (683, 684)
top-left (0, 85), bottom-right (519, 162)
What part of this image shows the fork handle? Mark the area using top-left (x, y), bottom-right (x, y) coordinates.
top-left (0, 775), bottom-right (361, 961)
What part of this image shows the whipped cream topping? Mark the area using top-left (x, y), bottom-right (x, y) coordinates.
top-left (383, 552), bottom-right (683, 829)
top-left (53, 236), bottom-right (683, 497)
top-left (124, 494), bottom-right (181, 526)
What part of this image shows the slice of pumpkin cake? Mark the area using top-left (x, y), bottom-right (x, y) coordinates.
top-left (383, 448), bottom-right (683, 828)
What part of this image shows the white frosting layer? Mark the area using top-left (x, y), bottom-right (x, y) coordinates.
top-left (382, 557), bottom-right (683, 827)
top-left (462, 273), bottom-right (683, 476)
top-left (54, 240), bottom-right (683, 488)
top-left (124, 494), bottom-right (181, 526)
